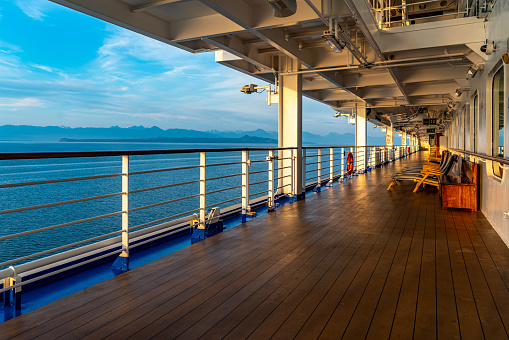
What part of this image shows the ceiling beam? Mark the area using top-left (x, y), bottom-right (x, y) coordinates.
top-left (342, 0), bottom-right (411, 105)
top-left (205, 35), bottom-right (273, 71)
top-left (131, 0), bottom-right (191, 13)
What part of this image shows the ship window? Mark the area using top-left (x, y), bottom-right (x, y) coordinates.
top-left (492, 66), bottom-right (504, 177)
top-left (473, 93), bottom-right (478, 153)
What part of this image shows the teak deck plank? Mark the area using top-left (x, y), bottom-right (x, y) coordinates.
top-left (1, 152), bottom-right (509, 340)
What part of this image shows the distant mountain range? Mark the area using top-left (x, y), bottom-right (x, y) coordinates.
top-left (0, 125), bottom-right (386, 146)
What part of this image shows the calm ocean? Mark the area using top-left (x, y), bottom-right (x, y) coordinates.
top-left (0, 141), bottom-right (279, 270)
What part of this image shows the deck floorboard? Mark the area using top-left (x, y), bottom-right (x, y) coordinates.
top-left (1, 152), bottom-right (508, 340)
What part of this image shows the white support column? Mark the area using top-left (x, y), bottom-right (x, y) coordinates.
top-left (355, 104), bottom-right (367, 173)
top-left (386, 124), bottom-right (393, 147)
top-left (279, 57), bottom-right (303, 199)
top-left (385, 124), bottom-right (393, 162)
top-left (401, 132), bottom-right (407, 156)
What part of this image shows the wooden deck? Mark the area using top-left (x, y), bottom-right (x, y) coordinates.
top-left (1, 152), bottom-right (509, 339)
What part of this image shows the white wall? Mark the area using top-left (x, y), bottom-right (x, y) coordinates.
top-left (453, 0), bottom-right (509, 245)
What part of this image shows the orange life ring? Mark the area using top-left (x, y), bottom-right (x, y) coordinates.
top-left (346, 152), bottom-right (354, 175)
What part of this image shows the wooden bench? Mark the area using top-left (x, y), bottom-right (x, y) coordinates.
top-left (438, 158), bottom-right (478, 211)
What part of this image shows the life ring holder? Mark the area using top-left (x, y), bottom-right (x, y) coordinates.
top-left (346, 152), bottom-right (354, 175)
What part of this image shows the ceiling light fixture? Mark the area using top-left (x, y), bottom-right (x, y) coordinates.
top-left (466, 66), bottom-right (478, 79)
top-left (266, 0), bottom-right (297, 17)
top-left (454, 88), bottom-right (462, 97)
top-left (322, 31), bottom-right (345, 53)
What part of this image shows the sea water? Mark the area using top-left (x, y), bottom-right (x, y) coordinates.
top-left (0, 141), bottom-right (278, 270)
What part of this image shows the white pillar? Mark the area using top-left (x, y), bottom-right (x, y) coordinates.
top-left (355, 104), bottom-right (367, 172)
top-left (278, 57), bottom-right (303, 199)
top-left (386, 124), bottom-right (393, 147)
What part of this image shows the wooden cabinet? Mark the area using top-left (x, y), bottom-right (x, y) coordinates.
top-left (439, 160), bottom-right (478, 211)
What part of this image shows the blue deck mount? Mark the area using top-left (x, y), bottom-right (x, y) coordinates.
top-left (111, 255), bottom-right (129, 275)
top-left (191, 220), bottom-right (224, 244)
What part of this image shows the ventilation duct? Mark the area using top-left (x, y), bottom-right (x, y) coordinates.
top-left (266, 0), bottom-right (297, 17)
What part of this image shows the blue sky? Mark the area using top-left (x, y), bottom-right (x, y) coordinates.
top-left (0, 1), bottom-right (380, 136)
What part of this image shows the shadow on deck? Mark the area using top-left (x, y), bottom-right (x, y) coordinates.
top-left (1, 152), bottom-right (509, 339)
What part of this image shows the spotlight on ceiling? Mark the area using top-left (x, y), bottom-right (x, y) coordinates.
top-left (322, 31), bottom-right (345, 53)
top-left (466, 66), bottom-right (478, 79)
top-left (447, 102), bottom-right (454, 109)
top-left (454, 88), bottom-right (462, 97)
top-left (266, 0), bottom-right (297, 17)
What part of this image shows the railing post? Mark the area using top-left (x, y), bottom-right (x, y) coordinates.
top-left (268, 150), bottom-right (275, 212)
top-left (291, 149), bottom-right (296, 196)
top-left (191, 152), bottom-right (206, 243)
top-left (340, 148), bottom-right (345, 180)
top-left (328, 147), bottom-right (334, 186)
top-left (112, 155), bottom-right (129, 273)
top-left (241, 150), bottom-right (250, 222)
top-left (314, 149), bottom-right (322, 192)
top-left (302, 148), bottom-right (306, 192)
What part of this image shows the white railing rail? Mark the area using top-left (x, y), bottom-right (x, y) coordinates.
top-left (368, 0), bottom-right (493, 29)
top-left (0, 144), bottom-right (418, 306)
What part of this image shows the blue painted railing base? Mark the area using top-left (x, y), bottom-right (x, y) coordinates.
top-left (111, 255), bottom-right (129, 275)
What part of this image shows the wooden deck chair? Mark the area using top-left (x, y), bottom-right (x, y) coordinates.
top-left (387, 154), bottom-right (457, 192)
top-left (397, 151), bottom-right (449, 175)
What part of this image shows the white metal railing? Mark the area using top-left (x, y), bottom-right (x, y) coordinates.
top-left (0, 144), bottom-right (417, 307)
top-left (368, 0), bottom-right (494, 29)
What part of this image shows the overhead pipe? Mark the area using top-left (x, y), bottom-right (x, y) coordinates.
top-left (281, 56), bottom-right (466, 75)
top-left (302, 0), bottom-right (368, 66)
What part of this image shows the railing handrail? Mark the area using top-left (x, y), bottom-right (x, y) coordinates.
top-left (449, 148), bottom-right (509, 166)
top-left (0, 145), bottom-right (410, 161)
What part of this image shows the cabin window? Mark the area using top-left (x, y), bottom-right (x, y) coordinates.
top-left (492, 66), bottom-right (504, 177)
top-left (473, 93), bottom-right (478, 153)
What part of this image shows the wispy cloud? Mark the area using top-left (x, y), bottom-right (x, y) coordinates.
top-left (14, 0), bottom-right (52, 21)
top-left (0, 97), bottom-right (45, 109)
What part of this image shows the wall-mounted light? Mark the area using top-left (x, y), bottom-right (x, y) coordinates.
top-left (266, 0), bottom-right (297, 17)
top-left (447, 102), bottom-right (454, 109)
top-left (348, 115), bottom-right (356, 125)
top-left (322, 31), bottom-right (345, 53)
top-left (466, 66), bottom-right (478, 79)
top-left (454, 88), bottom-right (462, 97)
